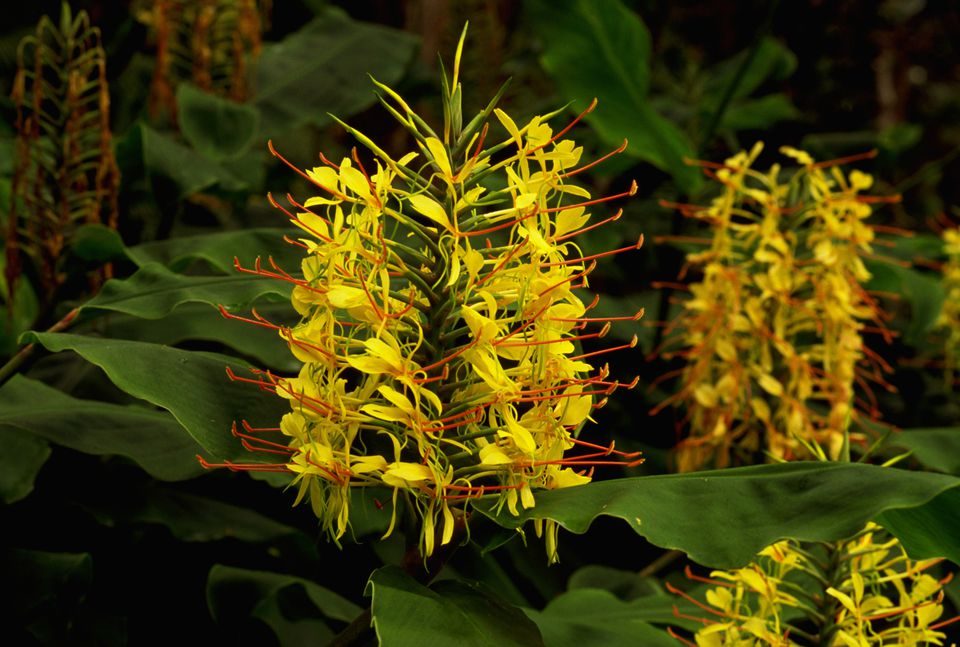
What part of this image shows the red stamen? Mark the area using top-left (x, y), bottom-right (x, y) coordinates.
top-left (549, 307), bottom-right (645, 323)
top-left (528, 97), bottom-right (598, 154)
top-left (561, 139), bottom-right (628, 179)
top-left (540, 235), bottom-right (644, 267)
top-left (551, 208), bottom-right (622, 243)
top-left (459, 205), bottom-right (540, 238)
top-left (810, 149), bottom-right (878, 169)
top-left (539, 181), bottom-right (637, 214)
top-left (495, 323), bottom-right (609, 349)
top-left (197, 455), bottom-right (289, 472)
top-left (567, 335), bottom-right (638, 361)
top-left (267, 140), bottom-right (351, 201)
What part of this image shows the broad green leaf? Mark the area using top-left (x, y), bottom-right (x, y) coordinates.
top-left (125, 228), bottom-right (296, 274)
top-left (70, 224), bottom-right (127, 262)
top-left (368, 566), bottom-right (545, 647)
top-left (567, 566), bottom-right (664, 600)
top-left (177, 83), bottom-right (260, 159)
top-left (525, 599), bottom-right (676, 647)
top-left (878, 488), bottom-right (960, 565)
top-left (888, 428), bottom-right (960, 475)
top-left (881, 233), bottom-right (945, 263)
top-left (0, 252), bottom-right (39, 356)
top-left (118, 123), bottom-right (247, 199)
top-left (530, 587), bottom-right (703, 636)
top-left (5, 548), bottom-right (92, 618)
top-left (0, 427), bottom-right (50, 504)
top-left (0, 375), bottom-right (202, 481)
top-left (719, 93), bottom-right (801, 131)
top-left (21, 332), bottom-right (289, 462)
top-left (702, 37), bottom-right (797, 104)
top-left (865, 260), bottom-right (945, 344)
top-left (527, 0), bottom-right (699, 191)
top-left (481, 462), bottom-right (960, 568)
top-left (87, 486), bottom-right (296, 542)
top-left (254, 9), bottom-right (418, 136)
top-left (89, 303), bottom-right (298, 372)
top-left (82, 263), bottom-right (290, 320)
top-left (208, 564), bottom-right (360, 643)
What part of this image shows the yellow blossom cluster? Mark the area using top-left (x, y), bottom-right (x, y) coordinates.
top-left (937, 228), bottom-right (960, 389)
top-left (209, 31), bottom-right (642, 560)
top-left (658, 144), bottom-right (894, 471)
top-left (673, 523), bottom-right (953, 646)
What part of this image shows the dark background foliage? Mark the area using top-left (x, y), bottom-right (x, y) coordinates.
top-left (1, 1), bottom-right (958, 644)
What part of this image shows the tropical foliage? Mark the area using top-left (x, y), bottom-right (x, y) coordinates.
top-left (1, 1), bottom-right (958, 645)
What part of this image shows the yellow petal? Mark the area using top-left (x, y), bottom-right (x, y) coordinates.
top-left (383, 461), bottom-right (433, 487)
top-left (307, 166), bottom-right (339, 191)
top-left (408, 193), bottom-right (453, 231)
top-left (479, 444), bottom-right (513, 466)
top-left (338, 159), bottom-right (371, 201)
top-left (757, 373), bottom-right (784, 397)
top-left (425, 137), bottom-right (453, 180)
top-left (494, 108), bottom-right (521, 147)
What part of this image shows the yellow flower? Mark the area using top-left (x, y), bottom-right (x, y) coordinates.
top-left (203, 26), bottom-right (644, 561)
top-left (937, 228), bottom-right (960, 389)
top-left (657, 145), bottom-right (897, 470)
top-left (673, 523), bottom-right (955, 646)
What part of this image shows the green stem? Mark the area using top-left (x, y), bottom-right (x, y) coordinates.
top-left (0, 307), bottom-right (78, 387)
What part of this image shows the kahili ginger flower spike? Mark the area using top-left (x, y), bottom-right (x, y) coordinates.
top-left (201, 26), bottom-right (644, 562)
top-left (668, 522), bottom-right (958, 646)
top-left (6, 4), bottom-right (120, 308)
top-left (137, 0), bottom-right (267, 120)
top-left (653, 144), bottom-right (899, 471)
top-left (936, 227), bottom-right (960, 390)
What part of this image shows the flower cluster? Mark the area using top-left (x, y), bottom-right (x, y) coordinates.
top-left (670, 523), bottom-right (956, 646)
top-left (204, 31), bottom-right (643, 560)
top-left (137, 0), bottom-right (266, 118)
top-left (937, 227), bottom-right (960, 389)
top-left (6, 4), bottom-right (120, 306)
top-left (654, 144), bottom-right (896, 471)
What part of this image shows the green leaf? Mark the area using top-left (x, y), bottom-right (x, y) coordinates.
top-left (0, 427), bottom-right (51, 504)
top-left (567, 566), bottom-right (663, 600)
top-left (254, 9), bottom-right (418, 136)
top-left (865, 261), bottom-right (945, 344)
top-left (82, 263), bottom-right (290, 320)
top-left (208, 564), bottom-right (361, 643)
top-left (368, 566), bottom-right (545, 647)
top-left (480, 462), bottom-right (960, 568)
top-left (21, 332), bottom-right (289, 462)
top-left (525, 593), bottom-right (677, 647)
top-left (888, 428), bottom-right (960, 475)
top-left (177, 83), bottom-right (260, 159)
top-left (120, 123), bottom-right (247, 199)
top-left (527, 0), bottom-right (698, 191)
top-left (70, 224), bottom-right (127, 262)
top-left (0, 375), bottom-right (203, 481)
top-left (881, 233), bottom-right (945, 263)
top-left (536, 587), bottom-right (704, 633)
top-left (88, 486), bottom-right (296, 543)
top-left (5, 548), bottom-right (92, 619)
top-left (0, 252), bottom-right (39, 356)
top-left (719, 93), bottom-right (801, 131)
top-left (878, 488), bottom-right (960, 564)
top-left (703, 37), bottom-right (797, 104)
top-left (89, 303), bottom-right (298, 372)
top-left (125, 228), bottom-right (296, 274)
